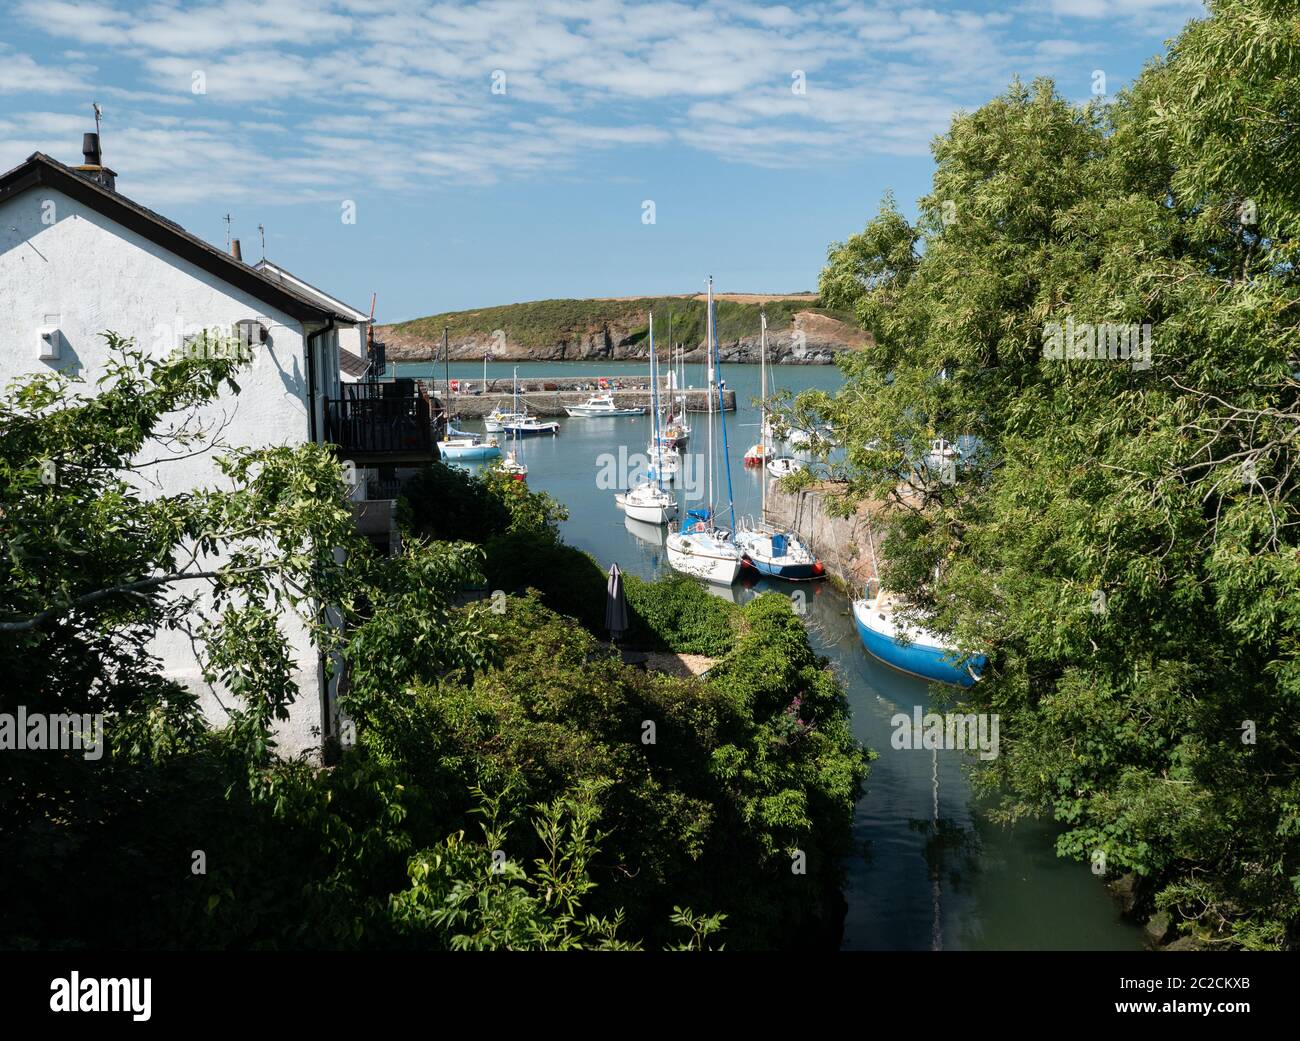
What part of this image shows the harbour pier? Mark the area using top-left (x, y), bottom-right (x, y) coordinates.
top-left (423, 375), bottom-right (736, 417)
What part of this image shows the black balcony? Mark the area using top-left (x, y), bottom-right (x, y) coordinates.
top-left (325, 380), bottom-right (436, 465)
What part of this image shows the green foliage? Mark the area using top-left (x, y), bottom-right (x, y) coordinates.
top-left (622, 573), bottom-right (737, 655)
top-left (400, 461), bottom-right (568, 544)
top-left (800, 1), bottom-right (1300, 948)
top-left (354, 592), bottom-right (867, 949)
top-left (1, 340), bottom-right (864, 951)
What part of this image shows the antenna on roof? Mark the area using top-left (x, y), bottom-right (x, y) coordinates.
top-left (258, 223), bottom-right (265, 261)
top-left (92, 102), bottom-right (102, 143)
top-left (222, 212), bottom-right (233, 252)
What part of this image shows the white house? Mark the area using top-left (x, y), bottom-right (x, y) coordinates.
top-left (0, 134), bottom-right (433, 756)
top-left (253, 258), bottom-right (374, 380)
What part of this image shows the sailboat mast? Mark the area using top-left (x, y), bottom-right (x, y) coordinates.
top-left (649, 311), bottom-right (662, 490)
top-left (715, 298), bottom-right (737, 534)
top-left (705, 287), bottom-right (715, 415)
top-left (706, 277), bottom-right (714, 519)
top-left (760, 311), bottom-right (768, 519)
top-left (443, 325), bottom-right (452, 423)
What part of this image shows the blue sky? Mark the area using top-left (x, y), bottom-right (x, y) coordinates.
top-left (1, 0), bottom-right (1205, 322)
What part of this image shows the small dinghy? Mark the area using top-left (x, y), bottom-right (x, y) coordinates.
top-left (496, 449), bottom-right (528, 481)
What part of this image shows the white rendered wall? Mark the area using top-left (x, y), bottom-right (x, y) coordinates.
top-left (0, 185), bottom-right (329, 756)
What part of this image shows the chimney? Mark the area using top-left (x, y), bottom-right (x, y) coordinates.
top-left (73, 131), bottom-right (116, 191)
top-left (231, 238), bottom-right (243, 261)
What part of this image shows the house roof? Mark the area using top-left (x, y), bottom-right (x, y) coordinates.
top-left (253, 260), bottom-right (371, 323)
top-left (339, 348), bottom-right (370, 378)
top-left (0, 152), bottom-right (351, 324)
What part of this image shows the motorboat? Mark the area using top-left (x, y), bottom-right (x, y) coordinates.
top-left (564, 393), bottom-right (644, 417)
top-left (438, 434), bottom-right (500, 461)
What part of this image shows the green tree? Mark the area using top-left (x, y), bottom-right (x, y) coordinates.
top-left (794, 1), bottom-right (1300, 948)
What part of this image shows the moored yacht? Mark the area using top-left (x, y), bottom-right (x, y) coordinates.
top-left (736, 517), bottom-right (823, 580)
top-left (616, 482), bottom-right (678, 525)
top-left (666, 277), bottom-right (741, 586)
top-left (851, 590), bottom-right (985, 687)
top-left (615, 311), bottom-right (679, 524)
top-left (667, 508), bottom-right (742, 585)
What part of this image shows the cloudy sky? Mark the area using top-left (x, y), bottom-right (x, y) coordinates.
top-left (1, 0), bottom-right (1204, 320)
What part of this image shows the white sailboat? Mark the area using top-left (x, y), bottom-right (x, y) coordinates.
top-left (667, 277), bottom-right (741, 585)
top-left (736, 312), bottom-right (824, 580)
top-left (485, 366), bottom-right (523, 432)
top-left (616, 311), bottom-right (678, 524)
top-left (660, 342), bottom-right (691, 447)
top-left (490, 367), bottom-right (559, 436)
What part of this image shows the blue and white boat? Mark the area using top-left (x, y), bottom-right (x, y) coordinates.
top-left (500, 414), bottom-right (560, 437)
top-left (851, 592), bottom-right (985, 687)
top-left (490, 368), bottom-right (559, 436)
top-left (438, 434), bottom-right (500, 461)
top-left (736, 518), bottom-right (823, 580)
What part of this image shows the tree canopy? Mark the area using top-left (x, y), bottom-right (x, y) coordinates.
top-left (794, 0), bottom-right (1300, 948)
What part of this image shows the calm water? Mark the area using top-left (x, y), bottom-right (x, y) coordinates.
top-left (396, 358), bottom-right (1143, 951)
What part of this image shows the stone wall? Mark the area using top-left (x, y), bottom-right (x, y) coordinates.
top-left (764, 481), bottom-right (886, 593)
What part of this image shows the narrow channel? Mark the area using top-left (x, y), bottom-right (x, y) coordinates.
top-left (399, 358), bottom-right (1144, 950)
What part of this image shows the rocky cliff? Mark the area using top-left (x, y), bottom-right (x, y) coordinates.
top-left (376, 296), bottom-right (871, 365)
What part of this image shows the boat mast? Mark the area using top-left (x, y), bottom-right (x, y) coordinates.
top-left (760, 310), bottom-right (767, 521)
top-left (649, 311), bottom-right (662, 490)
top-left (706, 277), bottom-right (715, 521)
top-left (715, 296), bottom-right (737, 534)
top-left (666, 311), bottom-right (673, 425)
top-left (443, 325), bottom-right (452, 423)
top-left (705, 288), bottom-right (715, 416)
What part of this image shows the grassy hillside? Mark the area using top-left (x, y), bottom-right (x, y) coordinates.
top-left (386, 296), bottom-right (856, 347)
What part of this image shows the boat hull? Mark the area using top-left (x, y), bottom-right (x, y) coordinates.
top-left (851, 600), bottom-right (984, 687)
top-left (502, 423), bottom-right (559, 437)
top-left (666, 532), bottom-right (741, 584)
top-left (565, 406), bottom-right (643, 417)
top-left (439, 442), bottom-right (500, 461)
top-left (743, 556), bottom-right (821, 580)
top-left (615, 492), bottom-right (677, 525)
top-left (622, 500), bottom-right (676, 524)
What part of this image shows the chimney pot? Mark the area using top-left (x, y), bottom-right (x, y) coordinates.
top-left (82, 132), bottom-right (101, 165)
top-left (231, 238), bottom-right (243, 261)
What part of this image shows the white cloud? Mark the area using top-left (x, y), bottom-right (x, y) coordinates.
top-left (4, 0), bottom-right (1205, 203)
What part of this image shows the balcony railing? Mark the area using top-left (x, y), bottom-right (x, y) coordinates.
top-left (325, 380), bottom-right (436, 464)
